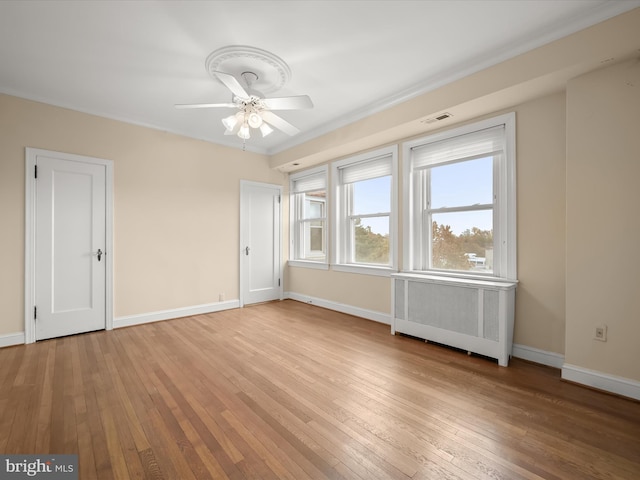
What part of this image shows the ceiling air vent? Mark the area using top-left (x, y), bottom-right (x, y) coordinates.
top-left (421, 112), bottom-right (453, 124)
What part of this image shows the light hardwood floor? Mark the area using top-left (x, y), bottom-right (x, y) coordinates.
top-left (1, 300), bottom-right (639, 479)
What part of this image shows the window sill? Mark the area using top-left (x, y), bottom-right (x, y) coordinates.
top-left (396, 270), bottom-right (518, 286)
top-left (331, 264), bottom-right (396, 277)
top-left (288, 260), bottom-right (329, 270)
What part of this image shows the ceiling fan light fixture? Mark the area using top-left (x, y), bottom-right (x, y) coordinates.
top-left (222, 114), bottom-right (238, 131)
top-left (247, 112), bottom-right (263, 128)
top-left (237, 123), bottom-right (251, 140)
top-left (259, 123), bottom-right (274, 137)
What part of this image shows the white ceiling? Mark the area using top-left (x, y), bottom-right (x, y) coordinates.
top-left (0, 0), bottom-right (638, 155)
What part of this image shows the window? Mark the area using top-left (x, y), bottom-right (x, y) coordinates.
top-left (403, 113), bottom-right (516, 279)
top-left (290, 166), bottom-right (328, 267)
top-left (333, 146), bottom-right (397, 274)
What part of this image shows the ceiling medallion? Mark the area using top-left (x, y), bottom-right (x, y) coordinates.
top-left (205, 45), bottom-right (292, 95)
top-left (176, 49), bottom-right (313, 147)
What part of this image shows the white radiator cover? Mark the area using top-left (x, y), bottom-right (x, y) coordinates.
top-left (391, 273), bottom-right (517, 366)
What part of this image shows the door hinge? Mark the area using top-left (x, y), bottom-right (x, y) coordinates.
top-left (34, 165), bottom-right (38, 179)
top-left (278, 278), bottom-right (281, 287)
top-left (34, 306), bottom-right (37, 320)
top-left (277, 195), bottom-right (281, 204)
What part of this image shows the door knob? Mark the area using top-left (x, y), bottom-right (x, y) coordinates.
top-left (245, 246), bottom-right (250, 256)
top-left (96, 249), bottom-right (103, 262)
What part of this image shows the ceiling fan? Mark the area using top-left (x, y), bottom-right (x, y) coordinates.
top-left (175, 70), bottom-right (313, 140)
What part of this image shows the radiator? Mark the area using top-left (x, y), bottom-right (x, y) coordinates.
top-left (391, 273), bottom-right (517, 366)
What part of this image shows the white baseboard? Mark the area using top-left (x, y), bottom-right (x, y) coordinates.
top-left (286, 292), bottom-right (391, 325)
top-left (562, 363), bottom-right (640, 401)
top-left (0, 332), bottom-right (26, 348)
top-left (512, 343), bottom-right (564, 369)
top-left (114, 299), bottom-right (240, 329)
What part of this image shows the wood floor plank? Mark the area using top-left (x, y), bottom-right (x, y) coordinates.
top-left (137, 448), bottom-right (164, 480)
top-left (49, 338), bottom-right (67, 454)
top-left (1, 300), bottom-right (639, 479)
top-left (79, 334), bottom-right (114, 479)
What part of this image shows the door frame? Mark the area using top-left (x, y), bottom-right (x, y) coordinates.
top-left (24, 148), bottom-right (114, 344)
top-left (239, 180), bottom-right (283, 307)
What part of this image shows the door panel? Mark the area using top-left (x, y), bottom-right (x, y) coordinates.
top-left (241, 182), bottom-right (282, 305)
top-left (35, 155), bottom-right (106, 340)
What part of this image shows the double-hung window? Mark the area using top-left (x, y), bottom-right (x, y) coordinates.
top-left (333, 146), bottom-right (397, 274)
top-left (290, 166), bottom-right (328, 267)
top-left (404, 113), bottom-right (516, 279)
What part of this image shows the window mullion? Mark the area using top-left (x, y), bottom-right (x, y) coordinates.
top-left (346, 184), bottom-right (354, 263)
top-left (351, 211), bottom-right (390, 219)
top-left (428, 204), bottom-right (493, 215)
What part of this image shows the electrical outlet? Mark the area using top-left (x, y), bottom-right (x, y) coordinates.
top-left (594, 325), bottom-right (607, 342)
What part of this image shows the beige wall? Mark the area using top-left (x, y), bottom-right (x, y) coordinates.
top-left (515, 93), bottom-right (566, 353)
top-left (286, 91), bottom-right (568, 354)
top-left (288, 268), bottom-right (391, 315)
top-left (0, 94), bottom-right (285, 336)
top-left (565, 59), bottom-right (640, 381)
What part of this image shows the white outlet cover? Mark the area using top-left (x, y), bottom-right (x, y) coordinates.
top-left (595, 325), bottom-right (607, 341)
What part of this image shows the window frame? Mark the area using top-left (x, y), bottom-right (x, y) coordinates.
top-left (304, 195), bottom-right (326, 259)
top-left (402, 113), bottom-right (516, 281)
top-left (332, 145), bottom-right (398, 277)
top-left (289, 165), bottom-right (329, 270)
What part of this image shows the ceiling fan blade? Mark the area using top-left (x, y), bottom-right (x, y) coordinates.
top-left (175, 103), bottom-right (237, 109)
top-left (262, 95), bottom-right (313, 110)
top-left (261, 111), bottom-right (300, 136)
top-left (212, 70), bottom-right (249, 99)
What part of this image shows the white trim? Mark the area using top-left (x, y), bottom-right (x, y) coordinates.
top-left (24, 152), bottom-right (35, 343)
top-left (562, 363), bottom-right (640, 401)
top-left (504, 113), bottom-right (517, 279)
top-left (114, 300), bottom-right (240, 329)
top-left (512, 344), bottom-right (564, 369)
top-left (400, 268), bottom-right (518, 284)
top-left (288, 260), bottom-right (330, 270)
top-left (286, 292), bottom-right (390, 325)
top-left (25, 148), bottom-right (114, 344)
top-left (331, 264), bottom-right (396, 277)
top-left (0, 332), bottom-right (26, 348)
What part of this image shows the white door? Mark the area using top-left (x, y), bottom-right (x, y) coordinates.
top-left (240, 181), bottom-right (282, 306)
top-left (34, 153), bottom-right (107, 340)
